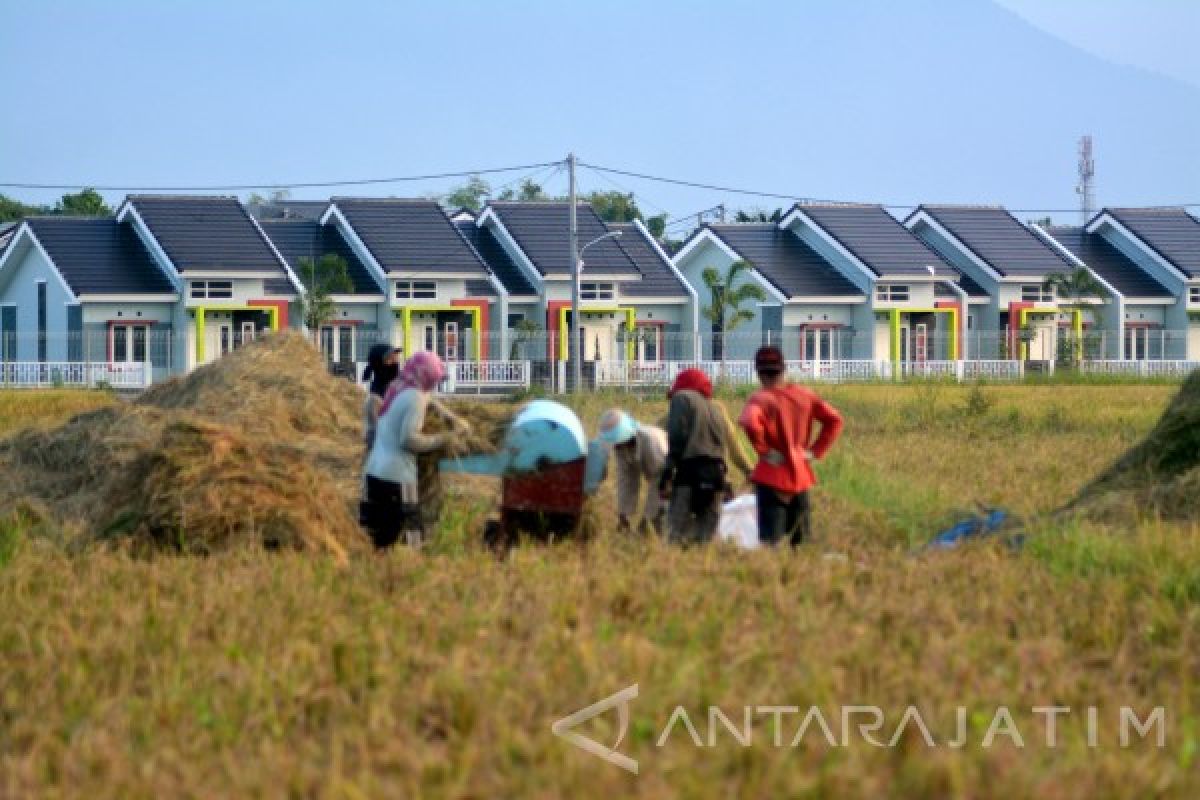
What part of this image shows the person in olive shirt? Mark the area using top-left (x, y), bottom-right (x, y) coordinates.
top-left (658, 368), bottom-right (753, 545)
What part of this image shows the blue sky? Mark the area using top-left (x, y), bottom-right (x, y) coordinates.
top-left (2, 1), bottom-right (1197, 228)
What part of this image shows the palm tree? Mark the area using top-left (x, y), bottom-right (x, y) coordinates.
top-left (1043, 268), bottom-right (1105, 366)
top-left (508, 318), bottom-right (541, 361)
top-left (701, 260), bottom-right (766, 362)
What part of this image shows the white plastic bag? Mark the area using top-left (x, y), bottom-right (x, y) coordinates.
top-left (718, 494), bottom-right (759, 550)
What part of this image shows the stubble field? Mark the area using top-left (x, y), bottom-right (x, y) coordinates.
top-left (1, 383), bottom-right (1197, 798)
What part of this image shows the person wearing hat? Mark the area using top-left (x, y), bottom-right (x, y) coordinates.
top-left (658, 368), bottom-right (754, 545)
top-left (739, 345), bottom-right (843, 546)
top-left (597, 409), bottom-right (668, 535)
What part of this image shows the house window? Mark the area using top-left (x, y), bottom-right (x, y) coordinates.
top-left (190, 280), bottom-right (234, 299)
top-left (635, 325), bottom-right (661, 363)
top-left (395, 281), bottom-right (436, 300)
top-left (1190, 286), bottom-right (1200, 304)
top-left (1021, 285), bottom-right (1055, 303)
top-left (507, 313), bottom-right (525, 329)
top-left (875, 284), bottom-right (909, 303)
top-left (801, 326), bottom-right (842, 360)
top-left (318, 325), bottom-right (356, 363)
top-left (111, 324), bottom-right (150, 363)
top-left (36, 281), bottom-right (47, 363)
top-left (581, 282), bottom-right (615, 301)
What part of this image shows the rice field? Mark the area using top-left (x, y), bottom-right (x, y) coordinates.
top-left (1, 382), bottom-right (1198, 798)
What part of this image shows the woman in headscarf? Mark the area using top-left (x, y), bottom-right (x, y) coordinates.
top-left (361, 351), bottom-right (469, 548)
top-left (361, 344), bottom-right (401, 450)
top-left (657, 368), bottom-right (754, 545)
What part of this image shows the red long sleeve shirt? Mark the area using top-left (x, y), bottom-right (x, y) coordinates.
top-left (739, 384), bottom-right (843, 494)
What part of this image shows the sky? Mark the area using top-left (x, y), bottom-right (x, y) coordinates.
top-left (2, 0), bottom-right (1197, 229)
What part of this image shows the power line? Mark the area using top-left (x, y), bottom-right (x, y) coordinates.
top-left (580, 160), bottom-right (1200, 213)
top-left (579, 164), bottom-right (673, 217)
top-left (0, 161), bottom-right (564, 193)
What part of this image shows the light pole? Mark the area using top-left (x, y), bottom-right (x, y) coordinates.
top-left (570, 229), bottom-right (622, 390)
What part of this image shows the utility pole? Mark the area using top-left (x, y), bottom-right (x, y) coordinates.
top-left (717, 203), bottom-right (726, 223)
top-left (568, 153), bottom-right (581, 392)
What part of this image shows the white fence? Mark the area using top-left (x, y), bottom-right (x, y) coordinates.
top-left (0, 361), bottom-right (152, 389)
top-left (1079, 360), bottom-right (1200, 378)
top-left (591, 359), bottom-right (1029, 388)
top-left (443, 360), bottom-right (531, 393)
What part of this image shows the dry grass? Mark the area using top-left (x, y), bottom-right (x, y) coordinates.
top-left (1, 380), bottom-right (1198, 798)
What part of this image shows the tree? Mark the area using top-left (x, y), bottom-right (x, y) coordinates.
top-left (701, 259), bottom-right (766, 362)
top-left (0, 195), bottom-right (45, 222)
top-left (297, 254), bottom-right (354, 338)
top-left (645, 214), bottom-right (667, 238)
top-left (56, 188), bottom-right (111, 216)
top-left (1043, 267), bottom-right (1105, 366)
top-left (497, 179), bottom-right (548, 202)
top-left (445, 175), bottom-right (491, 211)
top-left (735, 207), bottom-right (783, 223)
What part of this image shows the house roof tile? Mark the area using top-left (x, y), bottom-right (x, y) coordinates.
top-left (487, 202), bottom-right (640, 277)
top-left (608, 223), bottom-right (688, 298)
top-left (128, 195), bottom-right (287, 275)
top-left (792, 203), bottom-right (953, 277)
top-left (25, 217), bottom-right (176, 295)
top-left (1103, 207), bottom-right (1200, 279)
top-left (913, 205), bottom-right (1072, 277)
top-left (454, 220), bottom-right (534, 296)
top-left (331, 198), bottom-right (488, 276)
top-left (258, 219), bottom-right (380, 295)
top-left (1043, 226), bottom-right (1174, 298)
top-left (704, 224), bottom-right (862, 299)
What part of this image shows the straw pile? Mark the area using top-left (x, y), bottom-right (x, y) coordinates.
top-left (1066, 368), bottom-right (1200, 523)
top-left (0, 333), bottom-right (366, 561)
top-left (416, 401), bottom-right (512, 527)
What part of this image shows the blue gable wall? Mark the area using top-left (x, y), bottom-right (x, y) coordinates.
top-left (784, 221), bottom-right (873, 294)
top-left (0, 232), bottom-right (76, 361)
top-left (674, 237), bottom-right (771, 359)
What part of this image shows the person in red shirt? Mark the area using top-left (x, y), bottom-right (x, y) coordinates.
top-left (739, 346), bottom-right (843, 545)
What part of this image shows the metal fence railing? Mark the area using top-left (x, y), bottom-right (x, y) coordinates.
top-left (0, 361), bottom-right (151, 389)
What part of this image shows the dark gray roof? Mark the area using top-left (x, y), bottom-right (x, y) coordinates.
top-left (791, 204), bottom-right (952, 277)
top-left (1043, 226), bottom-right (1174, 298)
top-left (455, 220), bottom-right (536, 296)
top-left (608, 223), bottom-right (688, 298)
top-left (128, 195), bottom-right (287, 274)
top-left (702, 224), bottom-right (861, 298)
top-left (487, 203), bottom-right (640, 277)
top-left (25, 217), bottom-right (176, 295)
top-left (331, 198), bottom-right (488, 276)
top-left (259, 219), bottom-right (380, 295)
top-left (912, 205), bottom-right (1071, 278)
top-left (1103, 208), bottom-right (1200, 279)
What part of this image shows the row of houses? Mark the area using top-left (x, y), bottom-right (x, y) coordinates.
top-left (0, 194), bottom-right (1198, 387)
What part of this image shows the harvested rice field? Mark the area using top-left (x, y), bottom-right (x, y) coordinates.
top-left (1, 347), bottom-right (1197, 798)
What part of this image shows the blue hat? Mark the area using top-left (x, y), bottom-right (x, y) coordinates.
top-left (597, 409), bottom-right (638, 445)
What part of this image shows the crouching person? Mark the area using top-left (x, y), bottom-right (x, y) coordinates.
top-left (658, 369), bottom-right (753, 545)
top-left (739, 346), bottom-right (843, 546)
top-left (597, 409), bottom-right (668, 535)
top-left (361, 352), bottom-right (468, 548)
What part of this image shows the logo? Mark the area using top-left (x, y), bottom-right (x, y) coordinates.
top-left (551, 684), bottom-right (639, 773)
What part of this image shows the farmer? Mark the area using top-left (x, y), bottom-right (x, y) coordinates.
top-left (597, 409), bottom-right (668, 535)
top-left (739, 345), bottom-right (843, 546)
top-left (361, 343), bottom-right (402, 450)
top-left (361, 351), bottom-right (469, 548)
top-left (658, 368), bottom-right (754, 545)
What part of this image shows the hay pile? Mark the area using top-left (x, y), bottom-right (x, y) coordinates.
top-left (0, 334), bottom-right (366, 561)
top-left (416, 401), bottom-right (513, 528)
top-left (1066, 369), bottom-right (1200, 523)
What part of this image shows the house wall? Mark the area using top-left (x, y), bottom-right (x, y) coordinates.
top-left (0, 238), bottom-right (75, 361)
top-left (1097, 224), bottom-right (1192, 355)
top-left (183, 277), bottom-right (275, 306)
top-left (674, 239), bottom-right (770, 360)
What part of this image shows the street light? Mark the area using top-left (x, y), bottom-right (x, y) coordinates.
top-left (570, 229), bottom-right (622, 391)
